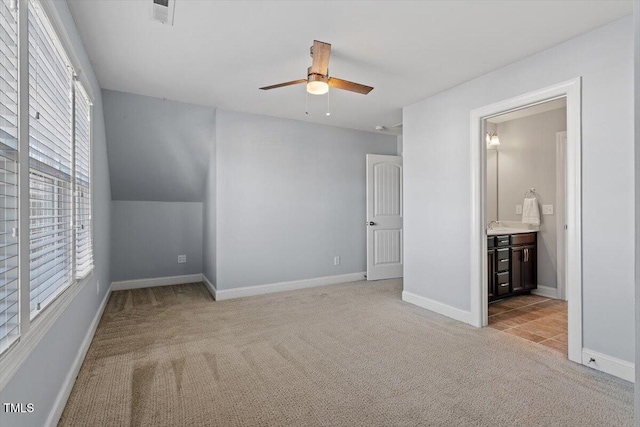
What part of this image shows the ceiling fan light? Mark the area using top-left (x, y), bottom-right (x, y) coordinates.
top-left (307, 80), bottom-right (329, 95)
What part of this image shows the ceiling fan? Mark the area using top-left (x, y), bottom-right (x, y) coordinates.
top-left (259, 40), bottom-right (374, 96)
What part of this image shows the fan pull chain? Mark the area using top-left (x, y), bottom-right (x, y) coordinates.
top-left (305, 90), bottom-right (309, 115)
top-left (326, 89), bottom-right (331, 116)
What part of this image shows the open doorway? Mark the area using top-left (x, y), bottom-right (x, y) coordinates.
top-left (484, 98), bottom-right (568, 355)
top-left (469, 78), bottom-right (583, 364)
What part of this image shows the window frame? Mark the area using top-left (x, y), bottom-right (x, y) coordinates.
top-left (73, 81), bottom-right (93, 281)
top-left (0, 0), bottom-right (94, 389)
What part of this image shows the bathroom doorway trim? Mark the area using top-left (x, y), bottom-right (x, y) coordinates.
top-left (469, 78), bottom-right (582, 364)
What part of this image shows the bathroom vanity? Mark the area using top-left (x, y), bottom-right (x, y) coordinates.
top-left (487, 231), bottom-right (537, 302)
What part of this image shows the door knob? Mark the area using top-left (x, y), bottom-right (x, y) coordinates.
top-left (368, 221), bottom-right (376, 226)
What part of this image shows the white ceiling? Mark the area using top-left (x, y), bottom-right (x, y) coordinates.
top-left (487, 98), bottom-right (567, 124)
top-left (67, 0), bottom-right (631, 135)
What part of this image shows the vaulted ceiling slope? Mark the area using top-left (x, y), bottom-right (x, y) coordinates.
top-left (103, 90), bottom-right (215, 202)
top-left (70, 1), bottom-right (631, 134)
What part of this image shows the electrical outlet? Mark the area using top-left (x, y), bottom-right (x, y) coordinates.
top-left (516, 205), bottom-right (522, 214)
top-left (178, 255), bottom-right (187, 263)
top-left (96, 281), bottom-right (100, 295)
top-left (542, 205), bottom-right (554, 215)
top-left (334, 256), bottom-right (340, 266)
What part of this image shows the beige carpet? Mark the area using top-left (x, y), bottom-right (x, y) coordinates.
top-left (59, 280), bottom-right (633, 426)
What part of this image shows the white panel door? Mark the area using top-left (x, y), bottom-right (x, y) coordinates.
top-left (366, 154), bottom-right (403, 280)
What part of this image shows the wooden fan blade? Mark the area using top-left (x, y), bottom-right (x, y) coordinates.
top-left (310, 40), bottom-right (331, 75)
top-left (260, 79), bottom-right (307, 90)
top-left (328, 77), bottom-right (373, 95)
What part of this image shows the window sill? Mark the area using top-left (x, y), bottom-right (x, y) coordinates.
top-left (0, 270), bottom-right (95, 390)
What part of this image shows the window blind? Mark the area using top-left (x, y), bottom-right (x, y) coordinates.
top-left (28, 0), bottom-right (73, 318)
top-left (0, 0), bottom-right (19, 354)
top-left (74, 83), bottom-right (91, 278)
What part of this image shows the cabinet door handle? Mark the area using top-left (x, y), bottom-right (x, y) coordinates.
top-left (500, 283), bottom-right (509, 287)
top-left (499, 259), bottom-right (509, 263)
top-left (525, 248), bottom-right (529, 262)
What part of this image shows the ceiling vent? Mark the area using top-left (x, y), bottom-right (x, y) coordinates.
top-left (151, 0), bottom-right (175, 25)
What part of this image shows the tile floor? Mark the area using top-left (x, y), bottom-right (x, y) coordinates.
top-left (488, 294), bottom-right (568, 355)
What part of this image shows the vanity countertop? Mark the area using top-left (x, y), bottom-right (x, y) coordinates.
top-left (487, 228), bottom-right (538, 236)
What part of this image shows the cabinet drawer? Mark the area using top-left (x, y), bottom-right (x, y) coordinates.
top-left (496, 256), bottom-right (510, 271)
top-left (487, 236), bottom-right (495, 249)
top-left (496, 272), bottom-right (510, 296)
top-left (495, 248), bottom-right (510, 271)
top-left (496, 235), bottom-right (510, 247)
top-left (511, 233), bottom-right (536, 245)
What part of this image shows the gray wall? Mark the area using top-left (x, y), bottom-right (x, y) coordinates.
top-left (102, 90), bottom-right (397, 291)
top-left (202, 115), bottom-right (216, 284)
top-left (215, 110), bottom-right (397, 290)
top-left (633, 0), bottom-right (639, 419)
top-left (403, 17), bottom-right (634, 363)
top-left (111, 201), bottom-right (203, 281)
top-left (102, 89), bottom-right (215, 202)
top-left (0, 1), bottom-right (112, 426)
top-left (102, 90), bottom-right (216, 282)
top-left (496, 108), bottom-right (566, 288)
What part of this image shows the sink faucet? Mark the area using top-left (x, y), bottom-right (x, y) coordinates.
top-left (487, 220), bottom-right (499, 230)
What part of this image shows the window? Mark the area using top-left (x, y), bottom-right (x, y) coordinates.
top-left (28, 0), bottom-right (74, 317)
top-left (0, 0), bottom-right (93, 356)
top-left (0, 0), bottom-right (19, 354)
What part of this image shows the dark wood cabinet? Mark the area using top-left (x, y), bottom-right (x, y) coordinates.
top-left (522, 244), bottom-right (537, 290)
top-left (488, 232), bottom-right (537, 302)
top-left (487, 249), bottom-right (495, 299)
top-left (511, 246), bottom-right (524, 293)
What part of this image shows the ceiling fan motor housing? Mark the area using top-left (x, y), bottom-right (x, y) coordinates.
top-left (307, 67), bottom-right (328, 81)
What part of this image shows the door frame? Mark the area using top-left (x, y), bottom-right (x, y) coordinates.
top-left (469, 78), bottom-right (582, 364)
top-left (556, 131), bottom-right (567, 301)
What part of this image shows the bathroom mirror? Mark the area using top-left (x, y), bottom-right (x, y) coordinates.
top-left (486, 148), bottom-right (498, 222)
top-left (486, 120), bottom-right (498, 223)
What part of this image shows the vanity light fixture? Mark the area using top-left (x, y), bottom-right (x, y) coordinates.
top-left (486, 130), bottom-right (500, 146)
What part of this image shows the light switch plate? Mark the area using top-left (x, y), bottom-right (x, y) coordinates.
top-left (178, 255), bottom-right (187, 263)
top-left (542, 205), bottom-right (554, 215)
top-left (516, 205), bottom-right (522, 214)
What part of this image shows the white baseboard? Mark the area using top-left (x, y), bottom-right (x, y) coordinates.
top-left (111, 274), bottom-right (203, 291)
top-left (215, 272), bottom-right (366, 301)
top-left (531, 285), bottom-right (559, 299)
top-left (202, 274), bottom-right (217, 300)
top-left (402, 291), bottom-right (472, 324)
top-left (582, 348), bottom-right (635, 383)
top-left (45, 283), bottom-right (112, 427)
